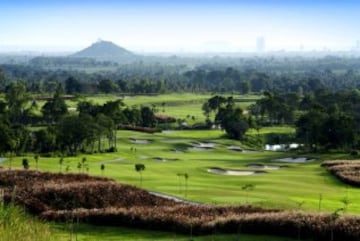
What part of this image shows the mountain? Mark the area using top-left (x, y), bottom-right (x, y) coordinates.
top-left (71, 40), bottom-right (138, 62)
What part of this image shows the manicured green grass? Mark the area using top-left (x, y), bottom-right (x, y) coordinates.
top-left (52, 223), bottom-right (302, 241)
top-left (71, 93), bottom-right (258, 125)
top-left (7, 127), bottom-right (360, 214)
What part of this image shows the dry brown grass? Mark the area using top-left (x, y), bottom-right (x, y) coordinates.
top-left (322, 160), bottom-right (360, 186)
top-left (1, 169), bottom-right (360, 241)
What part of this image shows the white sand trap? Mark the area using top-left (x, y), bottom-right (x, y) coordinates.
top-left (208, 167), bottom-right (266, 176)
top-left (0, 158), bottom-right (7, 163)
top-left (171, 149), bottom-right (185, 154)
top-left (153, 157), bottom-right (178, 162)
top-left (265, 143), bottom-right (302, 151)
top-left (138, 155), bottom-right (148, 159)
top-left (247, 164), bottom-right (282, 170)
top-left (273, 157), bottom-right (314, 163)
top-left (189, 147), bottom-right (213, 151)
top-left (130, 139), bottom-right (150, 144)
top-left (228, 145), bottom-right (243, 151)
top-left (193, 142), bottom-right (216, 148)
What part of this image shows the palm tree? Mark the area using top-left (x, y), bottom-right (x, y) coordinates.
top-left (59, 157), bottom-right (64, 172)
top-left (22, 158), bottom-right (29, 170)
top-left (241, 184), bottom-right (255, 203)
top-left (100, 163), bottom-right (105, 176)
top-left (135, 164), bottom-right (145, 186)
top-left (34, 155), bottom-right (39, 170)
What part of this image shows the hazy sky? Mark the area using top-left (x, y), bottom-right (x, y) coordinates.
top-left (1, 0), bottom-right (359, 52)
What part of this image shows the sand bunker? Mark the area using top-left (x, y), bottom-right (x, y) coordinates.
top-left (227, 145), bottom-right (243, 152)
top-left (130, 139), bottom-right (151, 144)
top-left (272, 157), bottom-right (314, 163)
top-left (207, 167), bottom-right (266, 176)
top-left (153, 157), bottom-right (179, 162)
top-left (247, 163), bottom-right (284, 170)
top-left (193, 142), bottom-right (216, 148)
top-left (189, 147), bottom-right (213, 151)
top-left (189, 142), bottom-right (216, 151)
top-left (0, 158), bottom-right (6, 163)
top-left (265, 143), bottom-right (302, 151)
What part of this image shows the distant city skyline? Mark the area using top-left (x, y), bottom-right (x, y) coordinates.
top-left (1, 0), bottom-right (360, 53)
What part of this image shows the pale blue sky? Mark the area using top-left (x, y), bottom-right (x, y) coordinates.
top-left (1, 0), bottom-right (359, 52)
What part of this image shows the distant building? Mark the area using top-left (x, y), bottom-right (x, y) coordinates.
top-left (352, 40), bottom-right (360, 52)
top-left (256, 36), bottom-right (265, 53)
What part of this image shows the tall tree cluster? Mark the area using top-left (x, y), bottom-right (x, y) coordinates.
top-left (203, 95), bottom-right (249, 140)
top-left (251, 89), bottom-right (360, 151)
top-left (0, 82), bottom-right (156, 156)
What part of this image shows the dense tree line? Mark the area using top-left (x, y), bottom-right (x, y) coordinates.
top-left (2, 56), bottom-right (360, 95)
top-left (250, 89), bottom-right (360, 151)
top-left (0, 83), bottom-right (156, 156)
top-left (202, 96), bottom-right (249, 140)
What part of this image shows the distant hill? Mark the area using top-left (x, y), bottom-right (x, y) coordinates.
top-left (70, 40), bottom-right (138, 62)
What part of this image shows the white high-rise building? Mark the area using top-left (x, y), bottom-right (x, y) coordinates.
top-left (256, 36), bottom-right (265, 53)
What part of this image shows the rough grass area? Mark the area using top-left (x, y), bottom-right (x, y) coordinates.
top-left (0, 204), bottom-right (54, 241)
top-left (1, 169), bottom-right (360, 241)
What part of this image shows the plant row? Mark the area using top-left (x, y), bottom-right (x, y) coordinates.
top-left (322, 160), bottom-right (360, 186)
top-left (1, 169), bottom-right (360, 241)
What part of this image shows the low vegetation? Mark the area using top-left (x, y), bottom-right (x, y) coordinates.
top-left (322, 160), bottom-right (360, 187)
top-left (1, 169), bottom-right (360, 241)
top-left (0, 204), bottom-right (53, 241)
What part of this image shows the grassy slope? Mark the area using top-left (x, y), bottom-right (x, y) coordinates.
top-left (6, 127), bottom-right (360, 214)
top-left (72, 93), bottom-right (258, 124)
top-left (53, 223), bottom-right (302, 241)
top-left (4, 94), bottom-right (358, 240)
top-left (0, 205), bottom-right (54, 241)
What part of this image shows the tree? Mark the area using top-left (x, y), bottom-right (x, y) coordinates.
top-left (98, 79), bottom-right (118, 93)
top-left (101, 163), bottom-right (105, 176)
top-left (59, 157), bottom-right (64, 172)
top-left (81, 157), bottom-right (87, 173)
top-left (241, 184), bottom-right (255, 203)
top-left (34, 155), bottom-right (39, 170)
top-left (56, 115), bottom-right (97, 155)
top-left (140, 106), bottom-right (156, 127)
top-left (32, 128), bottom-right (56, 153)
top-left (216, 106), bottom-right (249, 140)
top-left (22, 158), bottom-right (29, 170)
top-left (135, 163), bottom-right (145, 186)
top-left (78, 101), bottom-right (99, 117)
top-left (0, 122), bottom-right (15, 157)
top-left (65, 76), bottom-right (82, 94)
top-left (0, 67), bottom-right (7, 92)
top-left (95, 114), bottom-right (115, 152)
top-left (176, 173), bottom-right (189, 197)
top-left (41, 85), bottom-right (68, 123)
top-left (5, 82), bottom-right (31, 123)
top-left (239, 81), bottom-right (250, 94)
